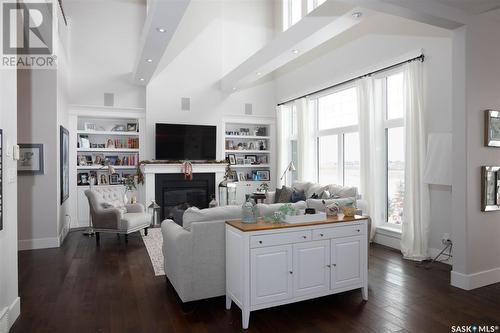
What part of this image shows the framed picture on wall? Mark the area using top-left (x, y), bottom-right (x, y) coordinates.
top-left (18, 144), bottom-right (44, 174)
top-left (481, 166), bottom-right (500, 211)
top-left (60, 126), bottom-right (70, 204)
top-left (485, 110), bottom-right (500, 147)
top-left (228, 154), bottom-right (236, 165)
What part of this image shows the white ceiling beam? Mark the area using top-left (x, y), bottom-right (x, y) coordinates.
top-left (220, 2), bottom-right (371, 92)
top-left (132, 0), bottom-right (190, 86)
top-left (333, 0), bottom-right (469, 29)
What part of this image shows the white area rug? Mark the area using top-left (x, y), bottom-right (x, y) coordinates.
top-left (142, 228), bottom-right (165, 276)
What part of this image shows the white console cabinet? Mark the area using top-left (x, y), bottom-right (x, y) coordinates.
top-left (225, 216), bottom-right (368, 329)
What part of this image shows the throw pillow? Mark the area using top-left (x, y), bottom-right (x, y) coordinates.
top-left (320, 190), bottom-right (331, 199)
top-left (277, 186), bottom-right (293, 203)
top-left (274, 187), bottom-right (283, 203)
top-left (290, 190), bottom-right (306, 203)
top-left (306, 197), bottom-right (356, 212)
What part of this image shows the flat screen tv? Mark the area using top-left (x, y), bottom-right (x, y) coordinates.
top-left (155, 123), bottom-right (217, 161)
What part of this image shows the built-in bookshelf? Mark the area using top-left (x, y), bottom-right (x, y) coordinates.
top-left (76, 116), bottom-right (140, 186)
top-left (224, 122), bottom-right (272, 183)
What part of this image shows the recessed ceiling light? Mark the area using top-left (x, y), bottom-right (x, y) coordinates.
top-left (156, 27), bottom-right (166, 33)
top-left (292, 49), bottom-right (299, 54)
top-left (146, 58), bottom-right (153, 63)
top-left (139, 78), bottom-right (145, 81)
top-left (352, 12), bottom-right (362, 19)
top-left (256, 72), bottom-right (262, 76)
top-left (232, 87), bottom-right (237, 91)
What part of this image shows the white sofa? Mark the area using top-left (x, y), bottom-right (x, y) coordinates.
top-left (161, 181), bottom-right (367, 303)
top-left (161, 201), bottom-right (307, 303)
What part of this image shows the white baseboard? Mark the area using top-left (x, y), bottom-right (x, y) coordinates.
top-left (0, 297), bottom-right (21, 332)
top-left (451, 267), bottom-right (500, 290)
top-left (59, 222), bottom-right (70, 246)
top-left (18, 237), bottom-right (59, 251)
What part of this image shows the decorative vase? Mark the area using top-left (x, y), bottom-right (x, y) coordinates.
top-left (242, 198), bottom-right (257, 224)
top-left (342, 206), bottom-right (356, 217)
top-left (123, 190), bottom-right (129, 205)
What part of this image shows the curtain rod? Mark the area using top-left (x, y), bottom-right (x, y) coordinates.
top-left (277, 54), bottom-right (425, 106)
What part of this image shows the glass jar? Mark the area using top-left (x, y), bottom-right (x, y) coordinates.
top-left (242, 198), bottom-right (257, 224)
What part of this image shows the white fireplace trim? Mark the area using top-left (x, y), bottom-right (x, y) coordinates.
top-left (139, 164), bottom-right (227, 208)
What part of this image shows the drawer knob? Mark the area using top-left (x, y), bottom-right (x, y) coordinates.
top-left (302, 235), bottom-right (307, 239)
top-left (327, 264), bottom-right (331, 268)
top-left (289, 271), bottom-right (293, 274)
top-left (333, 264), bottom-right (337, 267)
top-left (320, 233), bottom-right (324, 237)
top-left (356, 229), bottom-right (360, 232)
top-left (258, 240), bottom-right (262, 244)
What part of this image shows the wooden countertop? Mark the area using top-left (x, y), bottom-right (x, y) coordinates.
top-left (226, 215), bottom-right (368, 232)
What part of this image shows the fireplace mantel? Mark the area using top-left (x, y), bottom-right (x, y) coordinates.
top-left (139, 163), bottom-right (227, 206)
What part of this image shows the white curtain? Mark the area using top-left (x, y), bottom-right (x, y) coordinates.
top-left (400, 61), bottom-right (430, 261)
top-left (276, 105), bottom-right (291, 188)
top-left (296, 98), bottom-right (316, 182)
top-left (357, 77), bottom-right (385, 240)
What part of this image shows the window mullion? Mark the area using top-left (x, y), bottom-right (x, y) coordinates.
top-left (339, 133), bottom-right (344, 186)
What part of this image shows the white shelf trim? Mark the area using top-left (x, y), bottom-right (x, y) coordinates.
top-left (76, 165), bottom-right (137, 170)
top-left (225, 135), bottom-right (270, 140)
top-left (225, 150), bottom-right (270, 154)
top-left (77, 148), bottom-right (140, 153)
top-left (77, 130), bottom-right (140, 136)
top-left (230, 164), bottom-right (270, 168)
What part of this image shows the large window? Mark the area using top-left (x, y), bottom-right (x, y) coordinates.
top-left (383, 72), bottom-right (405, 225)
top-left (313, 86), bottom-right (360, 188)
top-left (283, 0), bottom-right (326, 31)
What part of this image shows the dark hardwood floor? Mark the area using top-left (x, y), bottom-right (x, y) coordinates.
top-left (11, 230), bottom-right (500, 333)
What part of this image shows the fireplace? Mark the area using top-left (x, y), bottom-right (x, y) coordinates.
top-left (155, 173), bottom-right (215, 222)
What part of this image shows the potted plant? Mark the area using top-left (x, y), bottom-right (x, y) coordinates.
top-left (257, 182), bottom-right (269, 193)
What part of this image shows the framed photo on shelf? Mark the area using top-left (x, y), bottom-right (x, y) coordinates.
top-left (84, 123), bottom-right (96, 131)
top-left (228, 170), bottom-right (238, 181)
top-left (245, 155), bottom-right (257, 164)
top-left (485, 110), bottom-right (500, 147)
top-left (77, 172), bottom-right (90, 186)
top-left (236, 157), bottom-right (244, 165)
top-left (228, 154), bottom-right (236, 165)
top-left (109, 173), bottom-right (120, 185)
top-left (256, 170), bottom-right (270, 181)
top-left (244, 158), bottom-right (252, 165)
top-left (257, 155), bottom-right (267, 164)
top-left (238, 172), bottom-right (246, 181)
top-left (18, 144), bottom-right (44, 174)
top-left (97, 172), bottom-right (109, 185)
top-left (127, 123), bottom-right (138, 132)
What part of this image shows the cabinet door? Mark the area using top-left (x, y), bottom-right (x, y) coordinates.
top-left (331, 236), bottom-right (363, 290)
top-left (251, 245), bottom-right (293, 305)
top-left (293, 240), bottom-right (330, 297)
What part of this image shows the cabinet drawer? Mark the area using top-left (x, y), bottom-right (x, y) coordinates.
top-left (251, 231), bottom-right (312, 248)
top-left (312, 224), bottom-right (364, 240)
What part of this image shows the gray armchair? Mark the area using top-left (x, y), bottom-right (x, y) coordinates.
top-left (84, 187), bottom-right (151, 243)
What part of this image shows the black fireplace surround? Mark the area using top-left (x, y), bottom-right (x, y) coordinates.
top-left (155, 173), bottom-right (215, 223)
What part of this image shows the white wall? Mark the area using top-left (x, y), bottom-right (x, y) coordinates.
top-left (17, 70), bottom-right (59, 249)
top-left (451, 14), bottom-right (500, 289)
top-left (146, 0), bottom-right (277, 160)
top-left (17, 9), bottom-right (71, 250)
top-left (0, 69), bottom-right (20, 329)
top-left (274, 27), bottom-right (453, 254)
top-left (66, 0), bottom-right (146, 108)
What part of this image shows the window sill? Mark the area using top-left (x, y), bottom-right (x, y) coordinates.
top-left (374, 224), bottom-right (401, 250)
